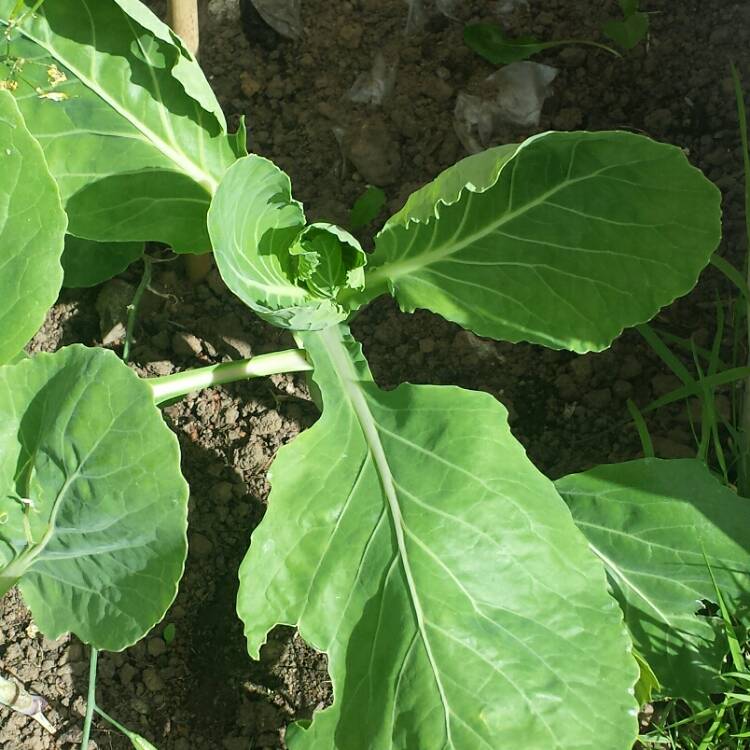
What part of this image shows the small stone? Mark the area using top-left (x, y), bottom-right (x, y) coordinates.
top-left (147, 638), bottom-right (167, 658)
top-left (612, 379), bottom-right (633, 399)
top-left (239, 71), bottom-right (261, 98)
top-left (344, 116), bottom-right (401, 186)
top-left (190, 532), bottom-right (214, 558)
top-left (570, 356), bottom-right (593, 383)
top-left (96, 279), bottom-right (135, 348)
top-left (619, 354), bottom-right (642, 380)
top-left (143, 667), bottom-right (165, 692)
top-left (119, 662), bottom-right (138, 686)
top-left (554, 107), bottom-right (583, 130)
top-left (555, 373), bottom-right (579, 401)
top-left (221, 334), bottom-right (252, 359)
top-left (212, 481), bottom-right (234, 503)
top-left (419, 338), bottom-right (435, 353)
top-left (644, 108), bottom-right (673, 132)
top-left (172, 331), bottom-right (203, 357)
top-left (583, 388), bottom-right (612, 409)
top-left (339, 23), bottom-right (363, 49)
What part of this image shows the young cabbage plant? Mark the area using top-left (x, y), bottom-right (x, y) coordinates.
top-left (201, 128), bottom-right (728, 748)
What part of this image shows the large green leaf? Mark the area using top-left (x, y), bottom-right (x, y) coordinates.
top-left (210, 156), bottom-right (366, 330)
top-left (61, 235), bottom-right (143, 288)
top-left (0, 346), bottom-right (189, 650)
top-left (237, 325), bottom-right (638, 750)
top-left (0, 89), bottom-right (66, 365)
top-left (351, 131), bottom-right (721, 353)
top-left (556, 458), bottom-right (750, 700)
top-left (0, 0), bottom-right (237, 252)
top-left (385, 143), bottom-right (520, 228)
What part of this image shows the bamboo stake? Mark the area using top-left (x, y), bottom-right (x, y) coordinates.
top-left (167, 0), bottom-right (199, 56)
top-left (166, 0), bottom-right (212, 282)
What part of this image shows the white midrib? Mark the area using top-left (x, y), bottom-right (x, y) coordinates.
top-left (366, 165), bottom-right (613, 287)
top-left (3, 20), bottom-right (219, 193)
top-left (320, 326), bottom-right (455, 749)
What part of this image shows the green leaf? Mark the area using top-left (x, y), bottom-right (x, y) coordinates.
top-left (126, 734), bottom-right (158, 750)
top-left (633, 650), bottom-right (660, 706)
top-left (162, 622), bottom-right (176, 644)
top-left (0, 89), bottom-right (66, 365)
top-left (463, 24), bottom-right (619, 66)
top-left (604, 13), bottom-right (649, 50)
top-left (0, 346), bottom-right (189, 650)
top-left (354, 131), bottom-right (721, 353)
top-left (556, 458), bottom-right (750, 700)
top-left (464, 23), bottom-right (551, 65)
top-left (618, 0), bottom-right (639, 17)
top-left (350, 185), bottom-right (386, 231)
top-left (210, 156), bottom-right (366, 330)
top-left (237, 324), bottom-right (638, 750)
top-left (0, 0), bottom-right (237, 252)
top-left (61, 236), bottom-right (143, 288)
top-left (386, 144), bottom-right (520, 228)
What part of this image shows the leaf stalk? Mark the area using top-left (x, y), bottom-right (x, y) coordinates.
top-left (148, 349), bottom-right (313, 405)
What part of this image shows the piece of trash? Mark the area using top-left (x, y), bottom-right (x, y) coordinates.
top-left (454, 61), bottom-right (557, 152)
top-left (405, 0), bottom-right (459, 32)
top-left (404, 0), bottom-right (427, 33)
top-left (435, 0), bottom-right (459, 20)
top-left (0, 674), bottom-right (55, 733)
top-left (496, 0), bottom-right (529, 14)
top-left (249, 0), bottom-right (302, 40)
top-left (347, 53), bottom-right (397, 106)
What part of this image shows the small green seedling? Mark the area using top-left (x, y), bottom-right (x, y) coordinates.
top-left (464, 22), bottom-right (619, 65)
top-left (603, 0), bottom-right (649, 51)
top-left (349, 185), bottom-right (386, 231)
top-left (163, 623), bottom-right (177, 644)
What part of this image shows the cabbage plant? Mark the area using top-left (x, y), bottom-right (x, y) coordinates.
top-left (0, 2), bottom-right (744, 749)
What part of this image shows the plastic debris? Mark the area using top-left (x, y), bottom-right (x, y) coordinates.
top-left (454, 61), bottom-right (558, 152)
top-left (0, 674), bottom-right (55, 733)
top-left (404, 0), bottom-right (459, 33)
top-left (496, 0), bottom-right (529, 14)
top-left (347, 53), bottom-right (397, 106)
top-left (249, 0), bottom-right (302, 40)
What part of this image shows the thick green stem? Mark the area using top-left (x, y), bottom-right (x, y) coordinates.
top-left (80, 647), bottom-right (98, 750)
top-left (123, 256), bottom-right (152, 363)
top-left (148, 349), bottom-right (312, 405)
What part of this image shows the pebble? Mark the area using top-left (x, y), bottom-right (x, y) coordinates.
top-left (147, 637), bottom-right (167, 657)
top-left (344, 116), bottom-right (402, 186)
top-left (190, 532), bottom-right (214, 558)
top-left (619, 354), bottom-right (642, 380)
top-left (143, 667), bottom-right (165, 692)
top-left (119, 662), bottom-right (138, 686)
top-left (583, 388), bottom-right (612, 409)
top-left (172, 331), bottom-right (203, 357)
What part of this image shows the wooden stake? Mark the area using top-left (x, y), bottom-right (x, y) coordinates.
top-left (166, 0), bottom-right (212, 281)
top-left (167, 0), bottom-right (199, 57)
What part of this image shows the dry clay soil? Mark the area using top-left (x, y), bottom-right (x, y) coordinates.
top-left (2, 1), bottom-right (750, 748)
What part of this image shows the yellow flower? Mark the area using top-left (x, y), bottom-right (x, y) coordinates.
top-left (46, 64), bottom-right (67, 87)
